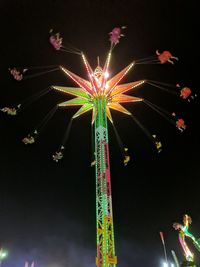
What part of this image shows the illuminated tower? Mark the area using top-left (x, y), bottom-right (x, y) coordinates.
top-left (52, 51), bottom-right (144, 267)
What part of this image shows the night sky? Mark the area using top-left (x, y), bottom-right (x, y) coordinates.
top-left (0, 1), bottom-right (199, 267)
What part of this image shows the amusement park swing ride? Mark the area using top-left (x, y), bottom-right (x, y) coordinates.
top-left (1, 26), bottom-right (197, 267)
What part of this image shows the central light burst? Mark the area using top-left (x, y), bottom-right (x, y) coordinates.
top-left (52, 51), bottom-right (145, 122)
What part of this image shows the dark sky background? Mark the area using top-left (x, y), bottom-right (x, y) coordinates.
top-left (0, 1), bottom-right (199, 267)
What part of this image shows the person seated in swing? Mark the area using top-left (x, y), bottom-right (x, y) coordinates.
top-left (1, 104), bottom-right (21, 115)
top-left (52, 146), bottom-right (65, 162)
top-left (9, 67), bottom-right (27, 81)
top-left (152, 134), bottom-right (162, 153)
top-left (123, 148), bottom-right (130, 166)
top-left (176, 84), bottom-right (197, 102)
top-left (156, 50), bottom-right (178, 65)
top-left (49, 29), bottom-right (63, 50)
top-left (22, 130), bottom-right (38, 144)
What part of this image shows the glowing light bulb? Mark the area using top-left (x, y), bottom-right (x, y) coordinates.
top-left (104, 71), bottom-right (109, 78)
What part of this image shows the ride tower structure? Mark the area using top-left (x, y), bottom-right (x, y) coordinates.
top-left (52, 50), bottom-right (144, 267)
top-left (94, 93), bottom-right (117, 267)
